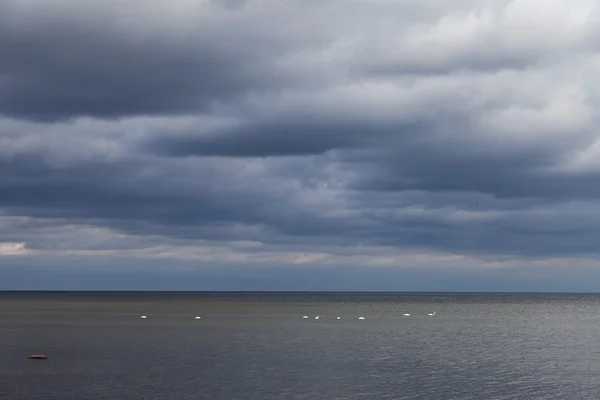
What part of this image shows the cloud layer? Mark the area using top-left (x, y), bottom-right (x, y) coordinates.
top-left (1, 0), bottom-right (600, 290)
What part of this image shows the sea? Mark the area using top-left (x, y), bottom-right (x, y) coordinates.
top-left (2, 291), bottom-right (600, 400)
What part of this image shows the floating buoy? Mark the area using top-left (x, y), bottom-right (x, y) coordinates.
top-left (336, 316), bottom-right (341, 320)
top-left (140, 315), bottom-right (147, 319)
top-left (28, 355), bottom-right (47, 360)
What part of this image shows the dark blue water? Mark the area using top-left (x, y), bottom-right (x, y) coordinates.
top-left (2, 292), bottom-right (600, 399)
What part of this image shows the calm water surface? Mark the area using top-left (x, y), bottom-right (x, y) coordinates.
top-left (2, 292), bottom-right (600, 399)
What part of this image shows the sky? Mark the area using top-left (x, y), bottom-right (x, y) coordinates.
top-left (1, 0), bottom-right (600, 291)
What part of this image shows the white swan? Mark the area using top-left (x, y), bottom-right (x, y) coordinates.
top-left (194, 316), bottom-right (201, 319)
top-left (140, 315), bottom-right (147, 319)
top-left (315, 316), bottom-right (320, 320)
top-left (302, 315), bottom-right (308, 319)
top-left (336, 316), bottom-right (341, 320)
top-left (427, 312), bottom-right (436, 316)
top-left (403, 313), bottom-right (410, 316)
top-left (358, 316), bottom-right (365, 320)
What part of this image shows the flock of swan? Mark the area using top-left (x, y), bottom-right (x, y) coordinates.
top-left (302, 311), bottom-right (436, 320)
top-left (138, 312), bottom-right (437, 320)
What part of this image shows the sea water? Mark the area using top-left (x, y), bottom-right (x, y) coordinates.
top-left (2, 292), bottom-right (600, 400)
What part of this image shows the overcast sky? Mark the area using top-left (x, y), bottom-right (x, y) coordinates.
top-left (1, 0), bottom-right (600, 291)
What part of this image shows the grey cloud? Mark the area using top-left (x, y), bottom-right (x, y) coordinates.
top-left (1, 0), bottom-right (600, 290)
top-left (3, 142), bottom-right (600, 258)
top-left (145, 119), bottom-right (411, 157)
top-left (210, 0), bottom-right (248, 10)
top-left (0, 156), bottom-right (261, 226)
top-left (0, 2), bottom-right (293, 121)
top-left (1, 36), bottom-right (242, 121)
top-left (348, 142), bottom-right (600, 200)
top-left (6, 0), bottom-right (576, 121)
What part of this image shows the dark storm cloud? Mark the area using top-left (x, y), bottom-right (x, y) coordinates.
top-left (146, 119), bottom-right (413, 157)
top-left (0, 1), bottom-right (292, 121)
top-left (3, 141), bottom-right (600, 259)
top-left (1, 0), bottom-right (600, 290)
top-left (0, 155), bottom-right (264, 228)
top-left (0, 37), bottom-right (244, 121)
top-left (348, 133), bottom-right (600, 200)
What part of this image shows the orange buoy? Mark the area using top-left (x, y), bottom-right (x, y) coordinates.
top-left (28, 355), bottom-right (47, 360)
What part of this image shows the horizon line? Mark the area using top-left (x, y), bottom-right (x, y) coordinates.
top-left (1, 290), bottom-right (599, 294)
